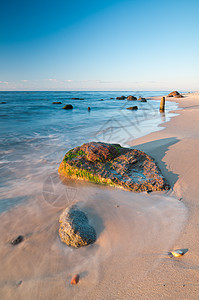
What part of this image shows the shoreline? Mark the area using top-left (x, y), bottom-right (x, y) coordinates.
top-left (0, 92), bottom-right (198, 299)
top-left (128, 92), bottom-right (199, 298)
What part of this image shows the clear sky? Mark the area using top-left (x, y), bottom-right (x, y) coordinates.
top-left (0, 0), bottom-right (198, 91)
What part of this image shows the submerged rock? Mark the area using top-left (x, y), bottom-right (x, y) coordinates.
top-left (52, 101), bottom-right (62, 104)
top-left (63, 104), bottom-right (73, 110)
top-left (127, 106), bottom-right (138, 110)
top-left (59, 205), bottom-right (96, 248)
top-left (58, 142), bottom-right (169, 192)
top-left (116, 96), bottom-right (126, 100)
top-left (138, 97), bottom-right (147, 102)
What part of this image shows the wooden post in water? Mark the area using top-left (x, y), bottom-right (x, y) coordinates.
top-left (160, 96), bottom-right (165, 112)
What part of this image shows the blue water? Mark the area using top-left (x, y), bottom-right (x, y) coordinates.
top-left (0, 91), bottom-right (178, 212)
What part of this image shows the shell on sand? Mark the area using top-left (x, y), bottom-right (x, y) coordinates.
top-left (170, 249), bottom-right (187, 257)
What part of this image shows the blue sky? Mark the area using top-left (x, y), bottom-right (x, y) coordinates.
top-left (0, 0), bottom-right (198, 91)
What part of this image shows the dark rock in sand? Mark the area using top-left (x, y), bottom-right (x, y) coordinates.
top-left (167, 91), bottom-right (180, 97)
top-left (127, 95), bottom-right (137, 100)
top-left (11, 235), bottom-right (24, 245)
top-left (63, 104), bottom-right (73, 110)
top-left (127, 106), bottom-right (138, 110)
top-left (59, 204), bottom-right (96, 248)
top-left (52, 101), bottom-right (62, 104)
top-left (58, 142), bottom-right (169, 192)
top-left (0, 102), bottom-right (6, 104)
top-left (175, 94), bottom-right (184, 98)
top-left (116, 96), bottom-right (126, 100)
top-left (138, 97), bottom-right (147, 102)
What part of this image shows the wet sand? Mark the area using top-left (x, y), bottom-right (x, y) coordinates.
top-left (0, 92), bottom-right (198, 299)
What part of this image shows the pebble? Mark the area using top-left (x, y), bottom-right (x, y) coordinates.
top-left (11, 235), bottom-right (24, 245)
top-left (71, 274), bottom-right (80, 285)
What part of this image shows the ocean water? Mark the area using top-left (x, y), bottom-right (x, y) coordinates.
top-left (0, 91), bottom-right (178, 212)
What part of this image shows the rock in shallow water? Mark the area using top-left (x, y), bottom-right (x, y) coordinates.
top-left (58, 142), bottom-right (169, 192)
top-left (59, 205), bottom-right (96, 248)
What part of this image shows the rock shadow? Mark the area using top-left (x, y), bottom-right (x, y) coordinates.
top-left (131, 137), bottom-right (179, 189)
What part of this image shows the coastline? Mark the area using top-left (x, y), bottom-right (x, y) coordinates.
top-left (128, 92), bottom-right (199, 298)
top-left (0, 92), bottom-right (198, 299)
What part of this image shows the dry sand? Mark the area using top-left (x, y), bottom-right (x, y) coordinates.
top-left (0, 92), bottom-right (199, 299)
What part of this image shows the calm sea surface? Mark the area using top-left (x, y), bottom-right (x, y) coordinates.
top-left (0, 91), bottom-right (178, 212)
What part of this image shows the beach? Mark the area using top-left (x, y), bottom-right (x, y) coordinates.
top-left (0, 92), bottom-right (198, 299)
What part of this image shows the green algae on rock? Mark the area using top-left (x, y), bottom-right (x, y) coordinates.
top-left (59, 205), bottom-right (96, 248)
top-left (58, 142), bottom-right (169, 192)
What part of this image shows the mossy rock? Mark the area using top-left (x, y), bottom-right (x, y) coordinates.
top-left (58, 142), bottom-right (169, 192)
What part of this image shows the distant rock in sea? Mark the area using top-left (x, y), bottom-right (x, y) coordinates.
top-left (52, 101), bottom-right (62, 104)
top-left (116, 96), bottom-right (126, 100)
top-left (138, 97), bottom-right (147, 102)
top-left (63, 104), bottom-right (73, 110)
top-left (127, 95), bottom-right (137, 100)
top-left (58, 142), bottom-right (169, 192)
top-left (59, 204), bottom-right (96, 248)
top-left (72, 98), bottom-right (84, 100)
top-left (127, 106), bottom-right (138, 110)
top-left (167, 91), bottom-right (180, 97)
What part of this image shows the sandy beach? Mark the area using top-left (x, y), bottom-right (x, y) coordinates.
top-left (0, 92), bottom-right (199, 299)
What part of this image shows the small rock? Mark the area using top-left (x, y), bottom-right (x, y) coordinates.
top-left (138, 97), bottom-right (147, 102)
top-left (116, 96), bottom-right (126, 100)
top-left (11, 235), bottom-right (24, 245)
top-left (16, 280), bottom-right (22, 287)
top-left (52, 101), bottom-right (62, 104)
top-left (100, 99), bottom-right (104, 101)
top-left (127, 95), bottom-right (137, 100)
top-left (88, 107), bottom-right (91, 111)
top-left (72, 98), bottom-right (84, 100)
top-left (71, 274), bottom-right (80, 285)
top-left (63, 104), bottom-right (73, 110)
top-left (0, 102), bottom-right (6, 104)
top-left (127, 106), bottom-right (138, 110)
top-left (175, 94), bottom-right (183, 98)
top-left (110, 97), bottom-right (114, 99)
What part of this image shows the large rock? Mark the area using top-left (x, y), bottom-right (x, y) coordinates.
top-left (127, 95), bottom-right (137, 100)
top-left (58, 142), bottom-right (169, 192)
top-left (59, 205), bottom-right (96, 248)
top-left (167, 91), bottom-right (180, 97)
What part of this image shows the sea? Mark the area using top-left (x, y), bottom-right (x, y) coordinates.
top-left (0, 91), bottom-right (178, 213)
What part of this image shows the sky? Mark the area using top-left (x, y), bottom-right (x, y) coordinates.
top-left (0, 0), bottom-right (199, 91)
